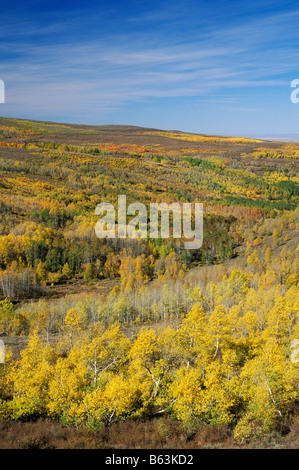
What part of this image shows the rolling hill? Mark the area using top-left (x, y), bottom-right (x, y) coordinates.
top-left (0, 117), bottom-right (298, 448)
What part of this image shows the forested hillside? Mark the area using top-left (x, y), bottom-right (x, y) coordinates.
top-left (0, 117), bottom-right (298, 447)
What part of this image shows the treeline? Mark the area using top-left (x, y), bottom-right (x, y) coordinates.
top-left (0, 123), bottom-right (298, 302)
top-left (1, 220), bottom-right (297, 337)
top-left (1, 278), bottom-right (299, 441)
top-left (0, 209), bottom-right (238, 300)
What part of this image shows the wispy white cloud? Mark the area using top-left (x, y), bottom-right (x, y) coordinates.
top-left (1, 3), bottom-right (299, 125)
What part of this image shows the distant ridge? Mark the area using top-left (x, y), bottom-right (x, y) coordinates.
top-left (240, 134), bottom-right (299, 142)
top-left (1, 116), bottom-right (298, 143)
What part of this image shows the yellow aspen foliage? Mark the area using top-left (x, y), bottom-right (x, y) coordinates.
top-left (67, 372), bottom-right (141, 429)
top-left (36, 261), bottom-right (47, 282)
top-left (0, 299), bottom-right (16, 335)
top-left (47, 348), bottom-right (89, 419)
top-left (101, 373), bottom-right (141, 423)
top-left (264, 247), bottom-right (272, 263)
top-left (5, 334), bottom-right (54, 419)
top-left (195, 357), bottom-right (239, 425)
top-left (286, 273), bottom-right (299, 288)
top-left (83, 263), bottom-right (94, 281)
top-left (263, 297), bottom-right (292, 342)
top-left (237, 311), bottom-right (259, 337)
top-left (0, 347), bottom-right (13, 417)
top-left (258, 270), bottom-right (278, 289)
top-left (103, 252), bottom-right (120, 278)
top-left (29, 306), bottom-right (55, 340)
top-left (64, 308), bottom-right (83, 329)
top-left (81, 323), bottom-right (130, 387)
top-left (235, 311), bottom-right (262, 358)
top-left (235, 340), bottom-right (299, 440)
top-left (246, 250), bottom-right (259, 267)
top-left (253, 237), bottom-right (262, 246)
top-left (179, 304), bottom-right (208, 367)
top-left (272, 228), bottom-right (280, 241)
top-left (285, 286), bottom-right (299, 316)
top-left (170, 351), bottom-right (240, 428)
top-left (169, 367), bottom-right (204, 427)
top-left (67, 387), bottom-right (106, 429)
top-left (207, 305), bottom-right (232, 359)
top-left (227, 269), bottom-right (249, 301)
top-left (62, 262), bottom-right (72, 279)
top-left (63, 308), bottom-right (84, 347)
top-left (129, 327), bottom-right (179, 403)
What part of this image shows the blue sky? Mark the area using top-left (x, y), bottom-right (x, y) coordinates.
top-left (1, 0), bottom-right (299, 136)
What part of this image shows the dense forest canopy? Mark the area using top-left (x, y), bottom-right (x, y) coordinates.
top-left (0, 117), bottom-right (298, 445)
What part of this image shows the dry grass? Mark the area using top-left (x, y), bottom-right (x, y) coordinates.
top-left (1, 416), bottom-right (299, 449)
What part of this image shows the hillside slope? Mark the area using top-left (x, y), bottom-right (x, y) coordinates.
top-left (0, 117), bottom-right (298, 447)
